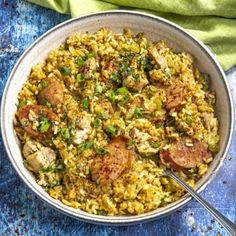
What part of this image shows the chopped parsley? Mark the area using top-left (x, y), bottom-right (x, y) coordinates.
top-left (95, 84), bottom-right (103, 94)
top-left (95, 147), bottom-right (109, 156)
top-left (150, 141), bottom-right (161, 148)
top-left (40, 80), bottom-right (48, 88)
top-left (105, 124), bottom-right (116, 137)
top-left (106, 89), bottom-right (116, 103)
top-left (93, 118), bottom-right (101, 128)
top-left (60, 66), bottom-right (71, 75)
top-left (76, 73), bottom-right (84, 83)
top-left (39, 117), bottom-right (50, 133)
top-left (61, 127), bottom-right (70, 139)
top-left (116, 87), bottom-right (129, 95)
top-left (79, 140), bottom-right (94, 152)
top-left (164, 68), bottom-right (172, 78)
top-left (76, 57), bottom-right (85, 67)
top-left (134, 107), bottom-right (143, 118)
top-left (82, 99), bottom-right (89, 109)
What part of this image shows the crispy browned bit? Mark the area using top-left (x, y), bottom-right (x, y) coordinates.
top-left (90, 136), bottom-right (135, 185)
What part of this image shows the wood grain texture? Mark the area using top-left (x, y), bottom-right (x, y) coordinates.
top-left (0, 1), bottom-right (235, 235)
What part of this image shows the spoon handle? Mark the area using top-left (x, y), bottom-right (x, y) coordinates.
top-left (166, 170), bottom-right (236, 236)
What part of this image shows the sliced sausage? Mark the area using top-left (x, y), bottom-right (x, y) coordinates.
top-left (38, 80), bottom-right (63, 107)
top-left (17, 105), bottom-right (57, 140)
top-left (91, 136), bottom-right (135, 185)
top-left (165, 80), bottom-right (185, 110)
top-left (160, 139), bottom-right (212, 170)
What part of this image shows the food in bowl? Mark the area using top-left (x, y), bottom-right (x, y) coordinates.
top-left (14, 28), bottom-right (219, 216)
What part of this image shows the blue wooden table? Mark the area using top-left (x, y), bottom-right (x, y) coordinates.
top-left (0, 1), bottom-right (235, 235)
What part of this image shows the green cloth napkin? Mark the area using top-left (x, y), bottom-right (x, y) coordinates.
top-left (28, 0), bottom-right (236, 70)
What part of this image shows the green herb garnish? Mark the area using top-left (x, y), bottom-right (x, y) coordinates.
top-left (106, 89), bottom-right (116, 103)
top-left (41, 80), bottom-right (48, 88)
top-left (79, 140), bottom-right (94, 152)
top-left (116, 87), bottom-right (129, 95)
top-left (134, 107), bottom-right (143, 118)
top-left (150, 141), bottom-right (161, 148)
top-left (95, 84), bottom-right (103, 94)
top-left (76, 57), bottom-right (85, 67)
top-left (82, 99), bottom-right (89, 109)
top-left (61, 127), bottom-right (70, 139)
top-left (105, 125), bottom-right (116, 137)
top-left (185, 115), bottom-right (193, 125)
top-left (93, 118), bottom-right (101, 128)
top-left (95, 147), bottom-right (109, 156)
top-left (76, 73), bottom-right (84, 83)
top-left (39, 117), bottom-right (50, 133)
top-left (164, 68), bottom-right (172, 78)
top-left (60, 66), bottom-right (71, 75)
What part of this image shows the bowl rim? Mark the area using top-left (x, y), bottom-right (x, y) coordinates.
top-left (0, 10), bottom-right (234, 225)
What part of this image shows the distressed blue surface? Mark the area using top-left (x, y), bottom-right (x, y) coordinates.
top-left (0, 1), bottom-right (235, 235)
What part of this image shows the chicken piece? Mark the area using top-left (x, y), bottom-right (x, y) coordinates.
top-left (130, 128), bottom-right (160, 156)
top-left (22, 140), bottom-right (42, 158)
top-left (148, 46), bottom-right (167, 69)
top-left (17, 105), bottom-right (57, 140)
top-left (90, 136), bottom-right (135, 185)
top-left (25, 147), bottom-right (56, 173)
top-left (38, 80), bottom-right (63, 107)
top-left (123, 74), bottom-right (149, 92)
top-left (72, 113), bottom-right (92, 145)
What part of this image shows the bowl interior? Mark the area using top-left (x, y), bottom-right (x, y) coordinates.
top-left (1, 11), bottom-right (233, 225)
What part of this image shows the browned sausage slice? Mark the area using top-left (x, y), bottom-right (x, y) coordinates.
top-left (165, 80), bottom-right (185, 110)
top-left (160, 139), bottom-right (212, 170)
top-left (17, 105), bottom-right (57, 140)
top-left (38, 80), bottom-right (63, 107)
top-left (91, 136), bottom-right (135, 185)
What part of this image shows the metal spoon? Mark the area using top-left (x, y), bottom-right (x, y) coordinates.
top-left (164, 169), bottom-right (236, 236)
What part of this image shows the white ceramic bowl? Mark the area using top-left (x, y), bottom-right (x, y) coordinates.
top-left (1, 10), bottom-right (234, 225)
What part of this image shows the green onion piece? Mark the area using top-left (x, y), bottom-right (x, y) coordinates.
top-left (45, 100), bottom-right (52, 108)
top-left (60, 66), bottom-right (71, 75)
top-left (150, 141), bottom-right (161, 148)
top-left (185, 115), bottom-right (193, 125)
top-left (82, 99), bottom-right (89, 109)
top-left (134, 107), bottom-right (143, 118)
top-left (39, 117), bottom-right (50, 133)
top-left (116, 87), bottom-right (129, 95)
top-left (127, 139), bottom-right (135, 147)
top-left (76, 73), bottom-right (84, 83)
top-left (208, 143), bottom-right (219, 153)
top-left (93, 118), bottom-right (101, 128)
top-left (105, 124), bottom-right (116, 137)
top-left (86, 51), bottom-right (95, 58)
top-left (41, 80), bottom-right (48, 88)
top-left (95, 147), bottom-right (109, 156)
top-left (76, 57), bottom-right (85, 67)
top-left (109, 73), bottom-right (120, 83)
top-left (61, 127), bottom-right (70, 139)
top-left (106, 89), bottom-right (116, 103)
top-left (156, 123), bottom-right (164, 128)
top-left (164, 68), bottom-right (172, 78)
top-left (95, 85), bottom-right (103, 93)
top-left (79, 140), bottom-right (94, 151)
top-left (17, 100), bottom-right (27, 109)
